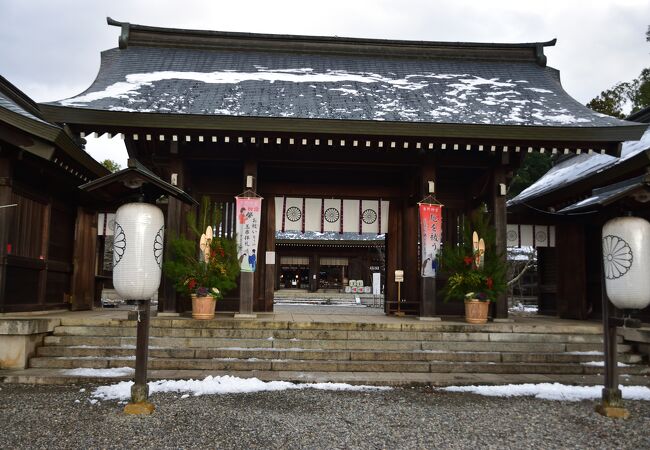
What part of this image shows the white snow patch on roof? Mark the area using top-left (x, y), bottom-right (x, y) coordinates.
top-left (512, 126), bottom-right (650, 203)
top-left (329, 88), bottom-right (359, 95)
top-left (60, 69), bottom-right (437, 106)
top-left (91, 375), bottom-right (391, 400)
top-left (621, 125), bottom-right (650, 157)
top-left (530, 112), bottom-right (590, 124)
top-left (442, 383), bottom-right (650, 401)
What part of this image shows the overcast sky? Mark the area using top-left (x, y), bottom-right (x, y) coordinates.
top-left (1, 0), bottom-right (648, 167)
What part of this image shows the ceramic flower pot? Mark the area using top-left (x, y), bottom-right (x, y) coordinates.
top-left (464, 299), bottom-right (489, 324)
top-left (192, 295), bottom-right (216, 320)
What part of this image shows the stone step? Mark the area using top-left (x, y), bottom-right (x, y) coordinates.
top-left (42, 335), bottom-right (633, 353)
top-left (28, 356), bottom-right (650, 376)
top-left (4, 368), bottom-right (649, 387)
top-left (56, 318), bottom-right (605, 335)
top-left (51, 325), bottom-right (610, 344)
top-left (35, 345), bottom-right (644, 364)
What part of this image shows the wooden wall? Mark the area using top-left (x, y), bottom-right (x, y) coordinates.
top-left (0, 150), bottom-right (97, 313)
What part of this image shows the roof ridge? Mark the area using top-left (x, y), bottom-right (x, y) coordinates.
top-left (0, 75), bottom-right (46, 120)
top-left (106, 17), bottom-right (556, 66)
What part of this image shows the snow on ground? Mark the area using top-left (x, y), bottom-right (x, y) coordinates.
top-left (63, 367), bottom-right (135, 377)
top-left (442, 383), bottom-right (650, 401)
top-left (582, 361), bottom-right (630, 367)
top-left (566, 351), bottom-right (604, 356)
top-left (509, 303), bottom-right (538, 313)
top-left (91, 375), bottom-right (391, 401)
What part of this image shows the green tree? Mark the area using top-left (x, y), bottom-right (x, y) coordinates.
top-left (507, 152), bottom-right (553, 198)
top-left (101, 159), bottom-right (121, 173)
top-left (586, 82), bottom-right (629, 119)
top-left (587, 27), bottom-right (650, 117)
top-left (585, 70), bottom-right (650, 119)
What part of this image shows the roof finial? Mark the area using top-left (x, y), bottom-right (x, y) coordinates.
top-left (107, 17), bottom-right (130, 49)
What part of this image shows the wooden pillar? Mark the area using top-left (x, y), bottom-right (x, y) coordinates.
top-left (37, 202), bottom-right (50, 306)
top-left (420, 162), bottom-right (437, 317)
top-left (492, 166), bottom-right (508, 319)
top-left (0, 157), bottom-right (13, 313)
top-left (385, 200), bottom-right (400, 312)
top-left (263, 196), bottom-right (275, 311)
top-left (159, 153), bottom-right (184, 313)
top-left (238, 160), bottom-right (257, 316)
top-left (309, 251), bottom-right (319, 292)
top-left (403, 200), bottom-right (419, 309)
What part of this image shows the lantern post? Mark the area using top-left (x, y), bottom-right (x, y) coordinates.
top-left (597, 215), bottom-right (650, 419)
top-left (79, 159), bottom-right (197, 415)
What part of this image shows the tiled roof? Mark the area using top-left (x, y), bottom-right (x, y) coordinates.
top-left (509, 116), bottom-right (650, 206)
top-left (0, 86), bottom-right (50, 126)
top-left (48, 25), bottom-right (633, 129)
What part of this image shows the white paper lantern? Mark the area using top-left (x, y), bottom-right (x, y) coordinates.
top-left (113, 202), bottom-right (165, 300)
top-left (603, 216), bottom-right (650, 310)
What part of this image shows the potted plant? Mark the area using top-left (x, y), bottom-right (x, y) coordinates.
top-left (163, 197), bottom-right (240, 319)
top-left (439, 207), bottom-right (506, 324)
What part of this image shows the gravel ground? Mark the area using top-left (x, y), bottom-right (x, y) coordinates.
top-left (1, 383), bottom-right (649, 449)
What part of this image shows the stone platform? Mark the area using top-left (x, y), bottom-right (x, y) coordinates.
top-left (0, 309), bottom-right (648, 386)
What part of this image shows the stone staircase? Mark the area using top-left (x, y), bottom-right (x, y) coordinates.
top-left (6, 317), bottom-right (647, 386)
top-left (273, 290), bottom-right (382, 306)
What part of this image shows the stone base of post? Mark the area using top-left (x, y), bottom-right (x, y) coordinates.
top-left (595, 404), bottom-right (630, 419)
top-left (124, 384), bottom-right (155, 415)
top-left (124, 402), bottom-right (155, 415)
top-left (596, 387), bottom-right (630, 419)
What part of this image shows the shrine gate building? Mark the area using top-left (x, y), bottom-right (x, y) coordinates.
top-left (39, 18), bottom-right (646, 318)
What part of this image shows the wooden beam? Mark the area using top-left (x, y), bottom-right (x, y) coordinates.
top-left (159, 157), bottom-right (184, 313)
top-left (385, 200), bottom-right (401, 312)
top-left (403, 197), bottom-right (419, 310)
top-left (492, 166), bottom-right (508, 319)
top-left (0, 157), bottom-right (13, 312)
top-left (420, 161), bottom-right (437, 317)
top-left (263, 195), bottom-right (276, 312)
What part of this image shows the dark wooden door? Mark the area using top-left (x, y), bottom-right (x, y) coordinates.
top-left (71, 207), bottom-right (97, 310)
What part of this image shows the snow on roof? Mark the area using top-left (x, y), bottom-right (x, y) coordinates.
top-left (0, 90), bottom-right (50, 126)
top-left (49, 45), bottom-right (632, 128)
top-left (509, 126), bottom-right (650, 205)
top-left (276, 231), bottom-right (385, 242)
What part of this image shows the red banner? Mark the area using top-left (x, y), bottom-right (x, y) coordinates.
top-left (235, 197), bottom-right (262, 272)
top-left (419, 203), bottom-right (442, 277)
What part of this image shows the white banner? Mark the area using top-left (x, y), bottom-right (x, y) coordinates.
top-left (275, 197), bottom-right (390, 234)
top-left (323, 199), bottom-right (342, 232)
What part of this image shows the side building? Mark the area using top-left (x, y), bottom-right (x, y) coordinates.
top-left (0, 76), bottom-right (109, 313)
top-left (508, 106), bottom-right (650, 320)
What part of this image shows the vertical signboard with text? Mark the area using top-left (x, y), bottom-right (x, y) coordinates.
top-left (419, 203), bottom-right (442, 277)
top-left (235, 196), bottom-right (262, 272)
